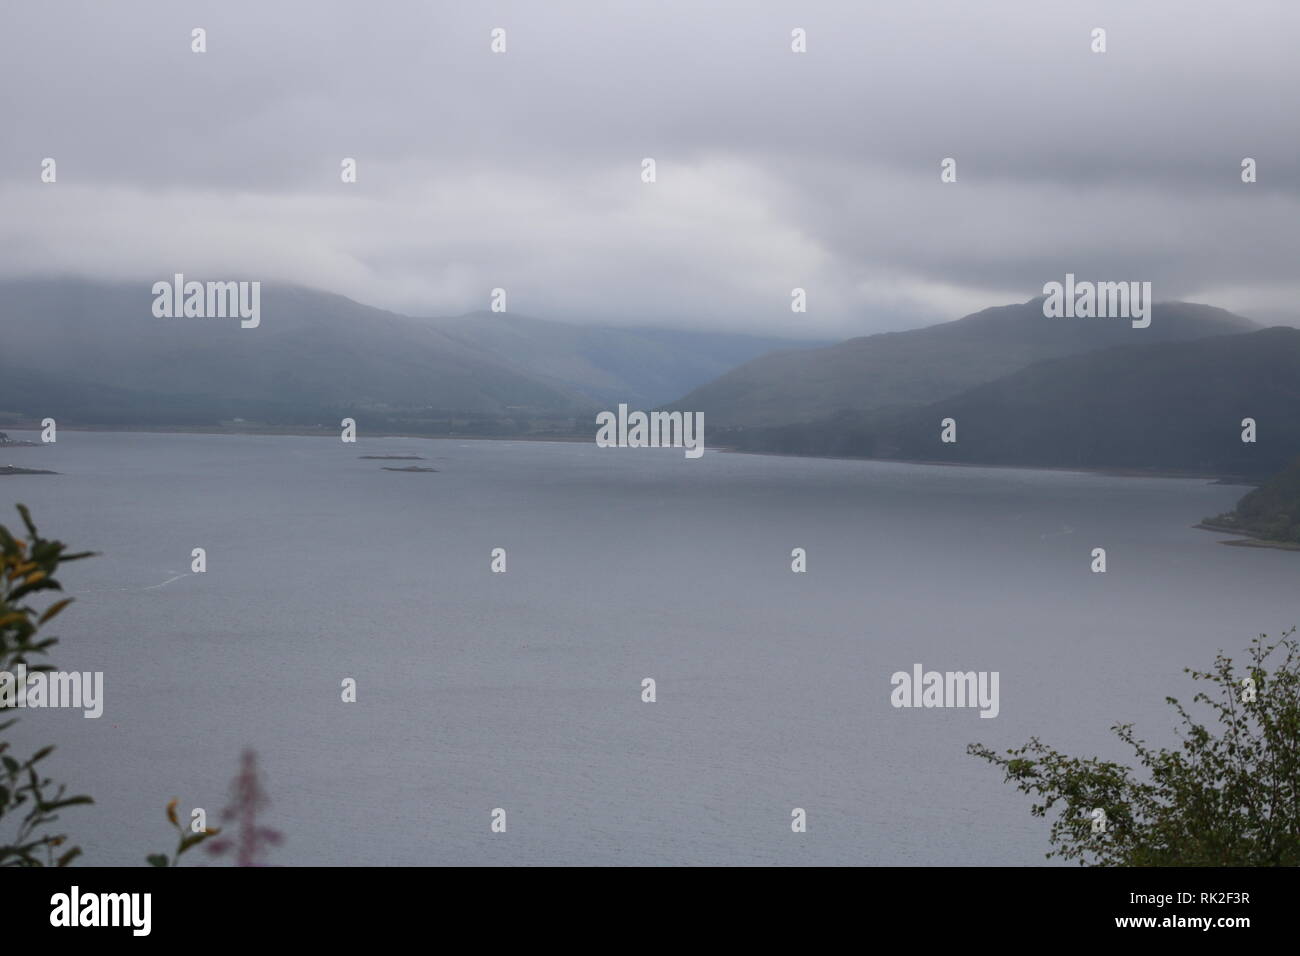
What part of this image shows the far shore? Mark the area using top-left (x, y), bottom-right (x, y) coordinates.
top-left (0, 422), bottom-right (1268, 485)
top-left (0, 422), bottom-right (591, 445)
top-left (7, 422), bottom-right (1293, 550)
top-left (0, 421), bottom-right (1267, 483)
top-left (714, 447), bottom-right (1259, 485)
top-left (1193, 521), bottom-right (1300, 552)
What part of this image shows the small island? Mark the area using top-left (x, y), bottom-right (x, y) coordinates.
top-left (381, 465), bottom-right (438, 472)
top-left (1199, 458), bottom-right (1300, 550)
top-left (360, 455), bottom-right (427, 460)
top-left (1, 465), bottom-right (59, 476)
top-left (0, 431), bottom-right (38, 447)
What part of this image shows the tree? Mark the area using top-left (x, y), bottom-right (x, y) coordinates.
top-left (0, 504), bottom-right (96, 866)
top-left (2, 504), bottom-right (222, 867)
top-left (969, 629), bottom-right (1300, 865)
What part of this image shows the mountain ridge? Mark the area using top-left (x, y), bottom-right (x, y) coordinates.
top-left (0, 277), bottom-right (823, 429)
top-left (667, 297), bottom-right (1260, 427)
top-left (721, 326), bottom-right (1300, 479)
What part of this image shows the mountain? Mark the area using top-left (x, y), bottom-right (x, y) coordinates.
top-left (1204, 456), bottom-right (1300, 545)
top-left (726, 327), bottom-right (1300, 478)
top-left (669, 298), bottom-right (1259, 427)
top-left (427, 312), bottom-right (823, 410)
top-left (0, 278), bottom-right (815, 431)
top-left (0, 279), bottom-right (596, 427)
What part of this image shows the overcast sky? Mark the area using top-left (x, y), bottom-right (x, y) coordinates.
top-left (2, 0), bottom-right (1297, 337)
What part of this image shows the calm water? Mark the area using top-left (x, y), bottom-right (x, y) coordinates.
top-left (3, 430), bottom-right (1296, 865)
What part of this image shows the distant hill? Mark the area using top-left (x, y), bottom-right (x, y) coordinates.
top-left (1204, 457), bottom-right (1300, 544)
top-left (669, 298), bottom-right (1259, 427)
top-left (428, 311), bottom-right (823, 410)
top-left (0, 279), bottom-right (816, 431)
top-left (724, 327), bottom-right (1300, 479)
top-left (0, 279), bottom-right (593, 426)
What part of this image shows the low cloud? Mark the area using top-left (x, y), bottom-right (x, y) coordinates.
top-left (2, 0), bottom-right (1296, 334)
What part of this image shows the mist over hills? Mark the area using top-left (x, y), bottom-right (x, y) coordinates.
top-left (0, 279), bottom-right (816, 430)
top-left (4, 277), bottom-right (1295, 482)
top-left (427, 311), bottom-right (823, 410)
top-left (0, 280), bottom-right (588, 426)
top-left (669, 298), bottom-right (1260, 428)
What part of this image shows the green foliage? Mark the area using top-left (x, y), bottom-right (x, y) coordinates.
top-left (0, 504), bottom-right (96, 866)
top-left (1207, 457), bottom-right (1300, 544)
top-left (969, 629), bottom-right (1300, 865)
top-left (147, 798), bottom-right (220, 866)
top-left (2, 505), bottom-right (259, 868)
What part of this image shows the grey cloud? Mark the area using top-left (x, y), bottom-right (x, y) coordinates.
top-left (1, 0), bottom-right (1296, 335)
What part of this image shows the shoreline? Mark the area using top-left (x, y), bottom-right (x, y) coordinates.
top-left (7, 423), bottom-right (1292, 550)
top-left (715, 445), bottom-right (1256, 484)
top-left (0, 422), bottom-right (591, 445)
top-left (0, 422), bottom-right (1262, 483)
top-left (1193, 521), bottom-right (1300, 552)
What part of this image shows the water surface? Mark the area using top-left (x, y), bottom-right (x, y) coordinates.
top-left (4, 430), bottom-right (1294, 865)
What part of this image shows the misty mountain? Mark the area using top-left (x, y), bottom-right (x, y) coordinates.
top-left (725, 327), bottom-right (1300, 478)
top-left (427, 312), bottom-right (823, 409)
top-left (0, 279), bottom-right (592, 424)
top-left (669, 299), bottom-right (1259, 427)
top-left (0, 279), bottom-right (813, 429)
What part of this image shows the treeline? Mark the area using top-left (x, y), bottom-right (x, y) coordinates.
top-left (1206, 457), bottom-right (1300, 544)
